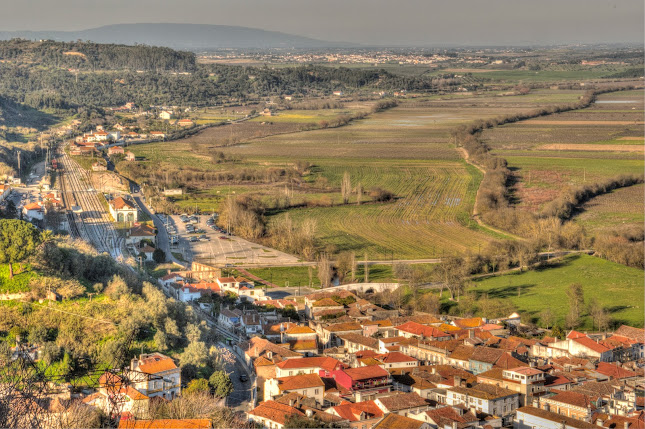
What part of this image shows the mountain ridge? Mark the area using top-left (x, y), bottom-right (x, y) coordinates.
top-left (0, 23), bottom-right (356, 50)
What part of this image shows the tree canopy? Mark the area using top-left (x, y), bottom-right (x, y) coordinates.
top-left (0, 219), bottom-right (42, 278)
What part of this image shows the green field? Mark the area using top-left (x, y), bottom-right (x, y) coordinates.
top-left (469, 254), bottom-right (644, 329)
top-left (483, 89), bottom-right (645, 213)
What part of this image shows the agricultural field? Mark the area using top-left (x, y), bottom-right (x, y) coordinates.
top-left (576, 184), bottom-right (645, 233)
top-left (466, 254), bottom-right (645, 330)
top-left (482, 88), bottom-right (645, 212)
top-left (127, 87), bottom-right (616, 260)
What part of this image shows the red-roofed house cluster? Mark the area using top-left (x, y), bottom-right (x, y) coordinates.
top-left (244, 288), bottom-right (644, 429)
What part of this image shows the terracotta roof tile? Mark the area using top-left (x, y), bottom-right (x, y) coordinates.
top-left (374, 413), bottom-right (427, 429)
top-left (249, 400), bottom-right (304, 425)
top-left (118, 419), bottom-right (211, 429)
top-left (277, 373), bottom-right (325, 391)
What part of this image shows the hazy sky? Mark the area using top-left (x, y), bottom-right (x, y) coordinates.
top-left (1, 0), bottom-right (643, 45)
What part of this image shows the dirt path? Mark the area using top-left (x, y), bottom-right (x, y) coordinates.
top-left (458, 147), bottom-right (525, 241)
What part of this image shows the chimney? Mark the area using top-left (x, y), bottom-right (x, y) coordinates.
top-left (623, 422), bottom-right (629, 429)
top-left (596, 418), bottom-right (604, 427)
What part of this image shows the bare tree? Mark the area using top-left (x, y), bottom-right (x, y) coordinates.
top-left (434, 255), bottom-right (467, 301)
top-left (363, 252), bottom-right (369, 283)
top-left (341, 171), bottom-right (351, 204)
top-left (317, 254), bottom-right (332, 288)
top-left (356, 182), bottom-right (362, 205)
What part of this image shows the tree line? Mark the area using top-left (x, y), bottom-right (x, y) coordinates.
top-left (455, 85), bottom-right (644, 268)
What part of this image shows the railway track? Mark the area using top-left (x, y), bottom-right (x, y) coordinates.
top-left (57, 146), bottom-right (123, 258)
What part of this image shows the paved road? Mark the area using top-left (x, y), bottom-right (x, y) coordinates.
top-left (131, 191), bottom-right (186, 267)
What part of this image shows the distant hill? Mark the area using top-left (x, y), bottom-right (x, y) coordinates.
top-left (0, 23), bottom-right (353, 50)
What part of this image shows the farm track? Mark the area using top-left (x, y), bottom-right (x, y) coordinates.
top-left (58, 147), bottom-right (123, 258)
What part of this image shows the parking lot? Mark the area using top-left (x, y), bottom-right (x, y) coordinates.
top-left (160, 213), bottom-right (300, 266)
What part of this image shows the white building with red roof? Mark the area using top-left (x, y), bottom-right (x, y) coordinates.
top-left (109, 196), bottom-right (138, 223)
top-left (275, 356), bottom-right (344, 378)
top-left (130, 352), bottom-right (181, 400)
top-left (396, 321), bottom-right (452, 341)
top-left (22, 202), bottom-right (44, 221)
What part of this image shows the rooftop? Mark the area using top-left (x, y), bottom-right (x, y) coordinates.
top-left (516, 406), bottom-right (597, 429)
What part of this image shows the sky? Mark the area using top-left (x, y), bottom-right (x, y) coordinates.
top-left (0, 0), bottom-right (643, 46)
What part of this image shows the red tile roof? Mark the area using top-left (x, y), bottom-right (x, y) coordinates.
top-left (397, 321), bottom-right (451, 338)
top-left (119, 419), bottom-right (211, 429)
top-left (331, 400), bottom-right (384, 421)
top-left (249, 400), bottom-right (304, 425)
top-left (276, 356), bottom-right (342, 372)
top-left (277, 373), bottom-right (325, 391)
top-left (375, 352), bottom-right (418, 364)
top-left (595, 362), bottom-right (640, 379)
top-left (343, 365), bottom-right (390, 381)
top-left (138, 354), bottom-right (177, 374)
top-left (572, 336), bottom-right (612, 354)
top-left (374, 413), bottom-right (427, 429)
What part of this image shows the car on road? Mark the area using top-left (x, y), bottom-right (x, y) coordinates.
top-left (199, 235), bottom-right (209, 241)
top-left (190, 236), bottom-right (199, 242)
top-left (218, 236), bottom-right (228, 240)
top-left (239, 374), bottom-right (248, 382)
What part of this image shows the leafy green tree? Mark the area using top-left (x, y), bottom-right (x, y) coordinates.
top-left (57, 280), bottom-right (85, 300)
top-left (209, 370), bottom-right (234, 398)
top-left (551, 325), bottom-right (565, 340)
top-left (105, 275), bottom-right (129, 300)
top-left (180, 341), bottom-right (209, 367)
top-left (2, 200), bottom-right (17, 220)
top-left (0, 219), bottom-right (42, 278)
top-left (153, 248), bottom-right (166, 264)
top-left (154, 330), bottom-right (169, 351)
top-left (183, 378), bottom-right (210, 396)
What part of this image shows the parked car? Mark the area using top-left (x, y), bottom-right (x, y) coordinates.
top-left (190, 236), bottom-right (199, 242)
top-left (218, 236), bottom-right (228, 240)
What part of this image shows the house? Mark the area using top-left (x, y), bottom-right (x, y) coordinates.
top-left (275, 356), bottom-right (344, 378)
top-left (374, 392), bottom-right (429, 417)
top-left (446, 384), bottom-right (520, 417)
top-left (304, 290), bottom-right (358, 318)
top-left (326, 400), bottom-right (384, 429)
top-left (416, 405), bottom-right (479, 429)
top-left (118, 419), bottom-right (211, 429)
top-left (241, 313), bottom-right (263, 337)
top-left (515, 406), bottom-right (597, 429)
top-left (320, 322), bottom-right (363, 348)
top-left (469, 347), bottom-right (526, 375)
top-left (22, 202), bottom-right (44, 221)
top-left (159, 110), bottom-right (173, 120)
top-left (372, 352), bottom-right (419, 370)
top-left (532, 331), bottom-right (622, 362)
top-left (453, 317), bottom-right (485, 330)
top-left (243, 337), bottom-right (302, 365)
top-left (126, 224), bottom-right (157, 246)
top-left (159, 273), bottom-right (184, 289)
top-left (248, 400), bottom-right (304, 429)
top-left (339, 333), bottom-right (380, 354)
top-left (539, 390), bottom-right (599, 421)
top-left (328, 365), bottom-right (392, 402)
top-left (264, 373), bottom-right (325, 404)
top-left (363, 320), bottom-right (395, 337)
top-left (92, 162), bottom-right (107, 171)
top-left (168, 283), bottom-right (203, 302)
top-left (477, 367), bottom-right (547, 406)
top-left (109, 197), bottom-right (138, 223)
top-left (108, 146), bottom-right (125, 156)
top-left (125, 151), bottom-right (136, 161)
top-left (396, 321), bottom-right (451, 341)
top-left (374, 413), bottom-right (431, 429)
top-left (218, 308), bottom-right (243, 330)
top-left (84, 382), bottom-right (150, 419)
top-left (130, 352), bottom-right (181, 399)
top-left (594, 362), bottom-right (640, 380)
top-left (611, 325), bottom-right (645, 360)
top-left (177, 118), bottom-right (194, 127)
top-left (283, 325), bottom-right (317, 343)
top-left (0, 184), bottom-right (11, 202)
top-left (150, 131), bottom-right (166, 139)
top-left (138, 243), bottom-right (156, 261)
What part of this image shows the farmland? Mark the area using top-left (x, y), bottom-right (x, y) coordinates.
top-left (576, 184), bottom-right (645, 233)
top-left (466, 254), bottom-right (645, 330)
top-left (124, 88), bottom-right (601, 259)
top-left (482, 88), bottom-right (645, 212)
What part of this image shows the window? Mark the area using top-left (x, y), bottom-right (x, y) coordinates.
top-left (315, 389), bottom-right (319, 395)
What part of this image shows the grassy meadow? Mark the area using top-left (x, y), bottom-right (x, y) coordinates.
top-left (466, 254), bottom-right (644, 330)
